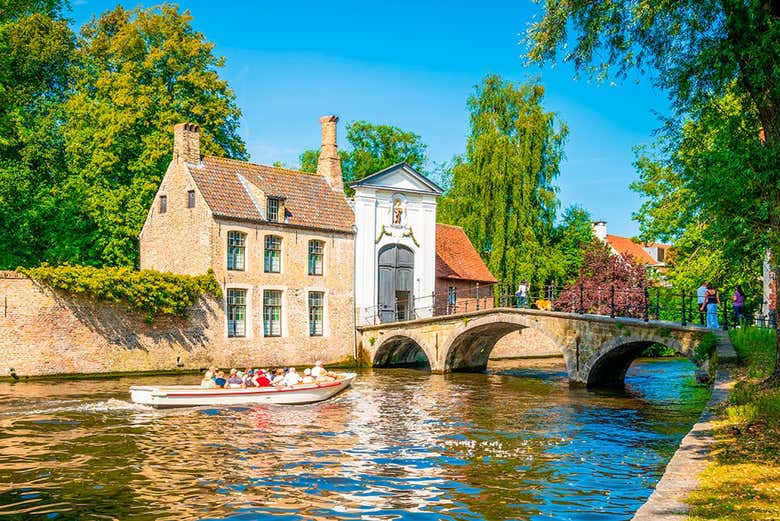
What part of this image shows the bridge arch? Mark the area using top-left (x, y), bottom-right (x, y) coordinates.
top-left (372, 331), bottom-right (433, 369)
top-left (585, 334), bottom-right (691, 387)
top-left (441, 312), bottom-right (566, 372)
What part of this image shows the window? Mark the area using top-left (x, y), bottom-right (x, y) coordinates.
top-left (264, 235), bottom-right (281, 273)
top-left (263, 290), bottom-right (281, 336)
top-left (308, 291), bottom-right (324, 336)
top-left (448, 287), bottom-right (457, 305)
top-left (308, 240), bottom-right (324, 275)
top-left (187, 190), bottom-right (195, 208)
top-left (159, 195), bottom-right (167, 213)
top-left (267, 197), bottom-right (279, 222)
top-left (227, 289), bottom-right (246, 337)
top-left (227, 231), bottom-right (246, 271)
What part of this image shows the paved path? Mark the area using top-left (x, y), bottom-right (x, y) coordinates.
top-left (631, 366), bottom-right (734, 520)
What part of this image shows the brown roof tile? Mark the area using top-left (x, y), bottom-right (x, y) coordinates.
top-left (436, 224), bottom-right (498, 283)
top-left (189, 156), bottom-right (354, 234)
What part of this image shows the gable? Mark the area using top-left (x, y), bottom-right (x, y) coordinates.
top-left (352, 162), bottom-right (443, 195)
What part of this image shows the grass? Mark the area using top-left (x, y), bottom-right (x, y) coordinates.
top-left (688, 326), bottom-right (780, 520)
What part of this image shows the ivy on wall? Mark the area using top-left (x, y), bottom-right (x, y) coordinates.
top-left (18, 264), bottom-right (222, 322)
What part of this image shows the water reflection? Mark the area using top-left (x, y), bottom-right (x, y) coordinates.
top-left (0, 358), bottom-right (708, 520)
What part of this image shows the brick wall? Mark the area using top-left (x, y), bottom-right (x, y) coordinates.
top-left (434, 279), bottom-right (495, 315)
top-left (0, 275), bottom-right (355, 378)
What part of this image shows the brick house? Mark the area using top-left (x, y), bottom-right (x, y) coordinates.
top-left (592, 221), bottom-right (669, 271)
top-left (434, 224), bottom-right (497, 314)
top-left (139, 117), bottom-right (356, 367)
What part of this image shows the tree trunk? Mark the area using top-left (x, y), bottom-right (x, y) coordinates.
top-left (762, 125), bottom-right (780, 387)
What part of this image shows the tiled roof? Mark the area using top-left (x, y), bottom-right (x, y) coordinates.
top-left (605, 234), bottom-right (660, 265)
top-left (436, 224), bottom-right (498, 283)
top-left (188, 156), bottom-right (354, 233)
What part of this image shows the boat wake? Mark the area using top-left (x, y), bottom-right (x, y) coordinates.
top-left (1, 398), bottom-right (154, 416)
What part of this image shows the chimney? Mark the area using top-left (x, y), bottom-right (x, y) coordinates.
top-left (592, 221), bottom-right (607, 242)
top-left (173, 123), bottom-right (201, 164)
top-left (317, 115), bottom-right (343, 192)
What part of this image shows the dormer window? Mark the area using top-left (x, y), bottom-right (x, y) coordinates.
top-left (267, 197), bottom-right (280, 222)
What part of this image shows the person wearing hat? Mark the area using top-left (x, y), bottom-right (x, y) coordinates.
top-left (311, 360), bottom-right (326, 378)
top-left (254, 370), bottom-right (271, 387)
top-left (226, 368), bottom-right (243, 388)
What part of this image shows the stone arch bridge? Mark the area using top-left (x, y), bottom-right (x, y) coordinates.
top-left (357, 308), bottom-right (727, 387)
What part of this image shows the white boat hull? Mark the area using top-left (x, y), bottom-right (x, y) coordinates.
top-left (130, 373), bottom-right (356, 408)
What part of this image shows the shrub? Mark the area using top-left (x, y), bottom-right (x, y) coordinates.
top-left (694, 332), bottom-right (718, 362)
top-left (641, 343), bottom-right (677, 357)
top-left (19, 264), bottom-right (222, 322)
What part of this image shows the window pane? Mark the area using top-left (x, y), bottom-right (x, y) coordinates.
top-left (227, 288), bottom-right (246, 337)
top-left (308, 241), bottom-right (323, 275)
top-left (227, 232), bottom-right (246, 270)
top-left (308, 291), bottom-right (323, 336)
top-left (264, 236), bottom-right (281, 273)
top-left (263, 290), bottom-right (282, 336)
top-left (267, 198), bottom-right (279, 222)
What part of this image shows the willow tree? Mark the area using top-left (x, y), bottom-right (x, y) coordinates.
top-left (60, 5), bottom-right (246, 266)
top-left (438, 75), bottom-right (567, 292)
top-left (527, 0), bottom-right (780, 382)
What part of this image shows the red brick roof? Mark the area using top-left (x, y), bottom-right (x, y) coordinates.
top-left (188, 156), bottom-right (354, 233)
top-left (436, 224), bottom-right (497, 283)
top-left (605, 234), bottom-right (660, 265)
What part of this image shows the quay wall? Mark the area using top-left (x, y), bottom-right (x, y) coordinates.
top-left (0, 273), bottom-right (354, 378)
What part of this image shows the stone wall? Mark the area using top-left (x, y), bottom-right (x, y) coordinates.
top-left (0, 274), bottom-right (355, 378)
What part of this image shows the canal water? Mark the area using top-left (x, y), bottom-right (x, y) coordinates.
top-left (0, 358), bottom-right (708, 521)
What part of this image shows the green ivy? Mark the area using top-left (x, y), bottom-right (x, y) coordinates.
top-left (694, 332), bottom-right (719, 362)
top-left (18, 264), bottom-right (222, 322)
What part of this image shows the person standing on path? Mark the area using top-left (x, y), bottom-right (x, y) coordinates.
top-left (697, 282), bottom-right (708, 325)
top-left (732, 285), bottom-right (745, 326)
top-left (704, 283), bottom-right (720, 329)
top-left (516, 280), bottom-right (529, 309)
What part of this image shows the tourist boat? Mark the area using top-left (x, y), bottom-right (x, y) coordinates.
top-left (129, 373), bottom-right (356, 409)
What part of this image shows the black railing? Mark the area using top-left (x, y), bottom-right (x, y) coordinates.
top-left (358, 282), bottom-right (776, 331)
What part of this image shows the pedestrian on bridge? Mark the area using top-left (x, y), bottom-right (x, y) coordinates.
top-left (703, 283), bottom-right (720, 329)
top-left (516, 280), bottom-right (529, 309)
top-left (697, 281), bottom-right (708, 325)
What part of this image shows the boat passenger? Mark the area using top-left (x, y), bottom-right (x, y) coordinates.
top-left (283, 367), bottom-right (303, 386)
top-left (254, 370), bottom-right (272, 387)
top-left (244, 369), bottom-right (256, 387)
top-left (311, 360), bottom-right (326, 378)
top-left (271, 368), bottom-right (285, 386)
top-left (226, 369), bottom-right (243, 388)
top-left (302, 368), bottom-right (315, 384)
top-left (214, 370), bottom-right (227, 388)
top-left (200, 370), bottom-right (217, 388)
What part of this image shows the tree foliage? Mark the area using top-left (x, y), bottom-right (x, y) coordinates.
top-left (554, 241), bottom-right (651, 318)
top-left (299, 120), bottom-right (427, 195)
top-left (527, 0), bottom-right (780, 380)
top-left (0, 3), bottom-right (246, 269)
top-left (438, 74), bottom-right (568, 292)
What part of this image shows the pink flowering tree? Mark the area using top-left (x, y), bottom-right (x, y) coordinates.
top-left (555, 241), bottom-right (651, 318)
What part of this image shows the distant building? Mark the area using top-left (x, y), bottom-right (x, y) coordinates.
top-left (592, 221), bottom-right (669, 270)
top-left (435, 224), bottom-right (497, 314)
top-left (139, 117), bottom-right (355, 366)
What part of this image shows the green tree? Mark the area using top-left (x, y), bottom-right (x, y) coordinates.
top-left (632, 90), bottom-right (764, 308)
top-left (438, 74), bottom-right (567, 293)
top-left (528, 0), bottom-right (780, 382)
top-left (553, 205), bottom-right (596, 286)
top-left (0, 0), bottom-right (74, 268)
top-left (59, 4), bottom-right (246, 266)
top-left (298, 120), bottom-right (427, 195)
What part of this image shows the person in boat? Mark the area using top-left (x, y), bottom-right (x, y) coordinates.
top-left (214, 370), bottom-right (227, 388)
top-left (283, 367), bottom-right (303, 386)
top-left (302, 368), bottom-right (315, 384)
top-left (254, 370), bottom-right (272, 387)
top-left (271, 368), bottom-right (285, 386)
top-left (311, 360), bottom-right (326, 378)
top-left (243, 369), bottom-right (255, 387)
top-left (226, 369), bottom-right (244, 388)
top-left (200, 370), bottom-right (217, 388)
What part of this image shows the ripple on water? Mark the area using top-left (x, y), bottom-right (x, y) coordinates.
top-left (0, 358), bottom-right (708, 520)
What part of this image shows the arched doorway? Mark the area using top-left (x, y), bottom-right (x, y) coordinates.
top-left (378, 244), bottom-right (415, 323)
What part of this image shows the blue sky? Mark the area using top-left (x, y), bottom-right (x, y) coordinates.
top-left (69, 0), bottom-right (670, 238)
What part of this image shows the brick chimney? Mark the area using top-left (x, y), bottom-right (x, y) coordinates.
top-left (317, 115), bottom-right (343, 192)
top-left (173, 123), bottom-right (201, 164)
